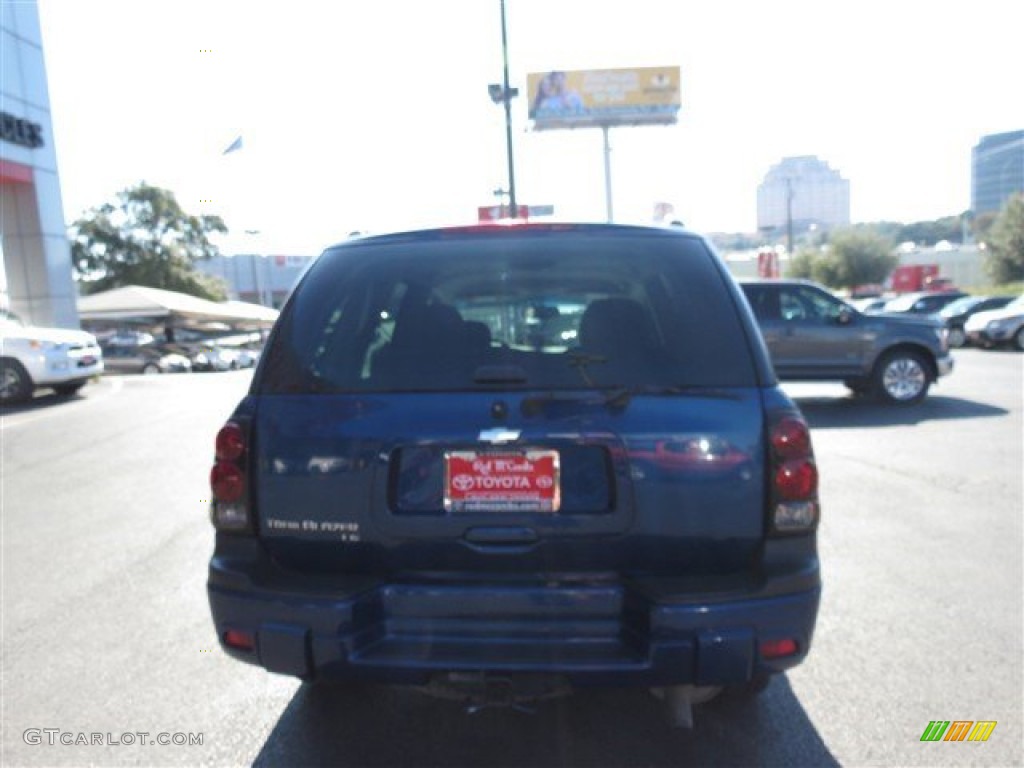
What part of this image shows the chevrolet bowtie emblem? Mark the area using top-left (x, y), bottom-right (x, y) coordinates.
top-left (478, 428), bottom-right (521, 444)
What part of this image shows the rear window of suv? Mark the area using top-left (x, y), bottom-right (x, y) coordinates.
top-left (258, 229), bottom-right (756, 393)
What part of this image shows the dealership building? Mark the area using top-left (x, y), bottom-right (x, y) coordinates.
top-left (0, 0), bottom-right (78, 327)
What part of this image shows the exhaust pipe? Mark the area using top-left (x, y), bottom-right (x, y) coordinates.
top-left (651, 684), bottom-right (722, 729)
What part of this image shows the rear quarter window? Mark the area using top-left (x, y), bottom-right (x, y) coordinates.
top-left (258, 230), bottom-right (758, 393)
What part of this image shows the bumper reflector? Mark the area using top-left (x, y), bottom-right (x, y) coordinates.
top-left (760, 638), bottom-right (798, 659)
top-left (223, 629), bottom-right (256, 652)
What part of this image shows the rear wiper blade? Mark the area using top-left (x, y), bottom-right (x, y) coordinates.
top-left (603, 385), bottom-right (742, 408)
top-left (520, 390), bottom-right (605, 417)
top-left (601, 385), bottom-right (691, 409)
top-left (565, 352), bottom-right (606, 386)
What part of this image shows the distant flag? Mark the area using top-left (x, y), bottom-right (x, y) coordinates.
top-left (222, 136), bottom-right (243, 155)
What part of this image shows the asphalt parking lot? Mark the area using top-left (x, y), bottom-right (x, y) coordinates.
top-left (1, 348), bottom-right (1020, 767)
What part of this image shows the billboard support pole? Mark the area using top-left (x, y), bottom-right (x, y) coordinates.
top-left (602, 125), bottom-right (614, 223)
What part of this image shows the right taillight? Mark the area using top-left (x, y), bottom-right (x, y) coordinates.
top-left (768, 414), bottom-right (819, 534)
top-left (210, 421), bottom-right (251, 532)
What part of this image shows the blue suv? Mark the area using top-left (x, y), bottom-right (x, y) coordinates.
top-left (206, 224), bottom-right (821, 725)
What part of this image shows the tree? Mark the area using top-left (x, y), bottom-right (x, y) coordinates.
top-left (816, 229), bottom-right (898, 289)
top-left (984, 193), bottom-right (1024, 284)
top-left (70, 182), bottom-right (229, 300)
top-left (785, 247), bottom-right (819, 280)
top-left (784, 229), bottom-right (897, 290)
top-left (897, 216), bottom-right (963, 245)
top-left (973, 211), bottom-right (998, 242)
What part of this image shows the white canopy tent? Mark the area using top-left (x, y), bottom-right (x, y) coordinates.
top-left (77, 285), bottom-right (279, 330)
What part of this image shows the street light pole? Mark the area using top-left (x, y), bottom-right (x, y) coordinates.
top-left (499, 0), bottom-right (517, 214)
top-left (244, 229), bottom-right (262, 306)
top-left (785, 177), bottom-right (794, 255)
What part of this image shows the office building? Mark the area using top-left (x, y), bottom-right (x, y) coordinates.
top-left (757, 156), bottom-right (850, 233)
top-left (972, 130), bottom-right (1024, 215)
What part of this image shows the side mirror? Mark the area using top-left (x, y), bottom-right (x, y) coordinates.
top-left (837, 307), bottom-right (854, 325)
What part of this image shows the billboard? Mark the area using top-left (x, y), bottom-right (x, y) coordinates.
top-left (527, 66), bottom-right (680, 130)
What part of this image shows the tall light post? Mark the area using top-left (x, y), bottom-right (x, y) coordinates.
top-left (488, 0), bottom-right (519, 215)
top-left (244, 229), bottom-right (264, 306)
top-left (785, 177), bottom-right (795, 255)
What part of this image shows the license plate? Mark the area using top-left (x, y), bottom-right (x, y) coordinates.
top-left (444, 449), bottom-right (560, 512)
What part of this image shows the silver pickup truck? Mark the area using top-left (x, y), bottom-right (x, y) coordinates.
top-left (740, 279), bottom-right (954, 404)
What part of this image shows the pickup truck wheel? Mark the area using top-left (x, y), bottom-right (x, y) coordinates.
top-left (946, 327), bottom-right (966, 348)
top-left (0, 358), bottom-right (33, 404)
top-left (873, 350), bottom-right (931, 405)
top-left (1014, 328), bottom-right (1024, 352)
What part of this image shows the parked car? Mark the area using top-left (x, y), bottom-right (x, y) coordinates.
top-left (880, 290), bottom-right (967, 315)
top-left (739, 279), bottom-right (953, 404)
top-left (99, 341), bottom-right (192, 374)
top-left (964, 295), bottom-right (1024, 350)
top-left (849, 296), bottom-right (890, 314)
top-left (207, 224), bottom-right (822, 726)
top-left (234, 347), bottom-right (261, 368)
top-left (190, 344), bottom-right (241, 372)
top-left (0, 310), bottom-right (104, 404)
top-left (936, 295), bottom-right (1015, 348)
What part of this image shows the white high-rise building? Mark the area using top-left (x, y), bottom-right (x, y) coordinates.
top-left (757, 156), bottom-right (850, 232)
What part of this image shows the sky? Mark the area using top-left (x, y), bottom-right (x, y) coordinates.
top-left (35, 0), bottom-right (1024, 255)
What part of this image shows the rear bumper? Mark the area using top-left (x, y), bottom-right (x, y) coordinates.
top-left (208, 547), bottom-right (820, 688)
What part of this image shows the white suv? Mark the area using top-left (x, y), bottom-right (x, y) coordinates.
top-left (0, 310), bottom-right (104, 404)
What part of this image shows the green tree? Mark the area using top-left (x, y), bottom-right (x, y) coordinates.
top-left (70, 182), bottom-right (228, 300)
top-left (973, 211), bottom-right (998, 242)
top-left (814, 229), bottom-right (897, 289)
top-left (897, 216), bottom-right (962, 245)
top-left (785, 247), bottom-right (819, 280)
top-left (784, 229), bottom-right (897, 289)
top-left (984, 193), bottom-right (1024, 284)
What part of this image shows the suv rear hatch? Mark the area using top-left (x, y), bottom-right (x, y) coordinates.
top-left (251, 227), bottom-right (766, 580)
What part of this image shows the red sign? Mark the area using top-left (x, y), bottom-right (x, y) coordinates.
top-left (758, 250), bottom-right (780, 278)
top-left (444, 450), bottom-right (560, 512)
top-left (478, 205), bottom-right (530, 222)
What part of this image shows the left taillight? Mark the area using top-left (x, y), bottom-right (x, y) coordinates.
top-left (210, 421), bottom-right (251, 532)
top-left (768, 414), bottom-right (819, 535)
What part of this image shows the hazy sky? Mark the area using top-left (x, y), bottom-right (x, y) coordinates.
top-left (37, 0), bottom-right (1024, 254)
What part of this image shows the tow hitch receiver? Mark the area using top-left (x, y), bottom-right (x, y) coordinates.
top-left (421, 672), bottom-right (571, 714)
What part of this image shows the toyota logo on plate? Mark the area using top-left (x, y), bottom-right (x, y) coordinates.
top-left (452, 474), bottom-right (475, 492)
